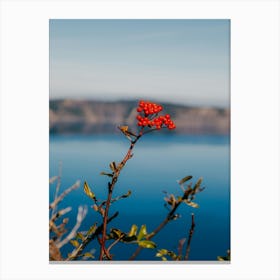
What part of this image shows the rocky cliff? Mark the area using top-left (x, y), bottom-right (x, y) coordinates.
top-left (49, 99), bottom-right (230, 135)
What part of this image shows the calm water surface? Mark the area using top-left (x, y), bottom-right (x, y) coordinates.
top-left (49, 134), bottom-right (230, 261)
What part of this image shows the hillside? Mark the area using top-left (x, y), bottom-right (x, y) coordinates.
top-left (49, 99), bottom-right (230, 135)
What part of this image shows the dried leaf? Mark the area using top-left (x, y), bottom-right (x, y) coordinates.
top-left (178, 175), bottom-right (193, 185)
top-left (193, 177), bottom-right (203, 193)
top-left (111, 228), bottom-right (125, 239)
top-left (100, 171), bottom-right (113, 177)
top-left (121, 190), bottom-right (132, 199)
top-left (118, 126), bottom-right (137, 137)
top-left (109, 162), bottom-right (117, 172)
top-left (184, 200), bottom-right (199, 208)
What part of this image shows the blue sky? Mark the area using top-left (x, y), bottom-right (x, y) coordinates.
top-left (50, 19), bottom-right (230, 107)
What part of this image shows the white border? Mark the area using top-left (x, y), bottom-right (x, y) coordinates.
top-left (0, 0), bottom-right (279, 279)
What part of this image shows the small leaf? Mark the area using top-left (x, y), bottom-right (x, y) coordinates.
top-left (137, 224), bottom-right (147, 240)
top-left (171, 213), bottom-right (181, 220)
top-left (158, 249), bottom-right (168, 255)
top-left (184, 200), bottom-right (199, 208)
top-left (111, 228), bottom-right (125, 239)
top-left (138, 240), bottom-right (156, 249)
top-left (217, 256), bottom-right (228, 261)
top-left (100, 171), bottom-right (113, 177)
top-left (70, 240), bottom-right (79, 248)
top-left (193, 177), bottom-right (203, 193)
top-left (161, 256), bottom-right (167, 261)
top-left (92, 204), bottom-right (99, 211)
top-left (167, 251), bottom-right (178, 260)
top-left (121, 190), bottom-right (132, 199)
top-left (118, 126), bottom-right (137, 137)
top-left (84, 181), bottom-right (96, 201)
top-left (87, 223), bottom-right (97, 235)
top-left (177, 196), bottom-right (183, 202)
top-left (109, 162), bottom-right (117, 172)
top-left (164, 194), bottom-right (176, 207)
top-left (178, 175), bottom-right (193, 185)
top-left (83, 252), bottom-right (95, 259)
top-left (128, 224), bottom-right (138, 237)
top-left (76, 232), bottom-right (85, 241)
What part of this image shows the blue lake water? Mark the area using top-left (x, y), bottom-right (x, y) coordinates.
top-left (49, 134), bottom-right (230, 261)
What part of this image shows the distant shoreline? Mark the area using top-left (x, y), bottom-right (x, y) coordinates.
top-left (50, 99), bottom-right (230, 135)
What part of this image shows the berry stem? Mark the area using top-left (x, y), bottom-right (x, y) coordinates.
top-left (99, 128), bottom-right (143, 260)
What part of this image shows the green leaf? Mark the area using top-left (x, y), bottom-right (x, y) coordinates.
top-left (100, 171), bottom-right (113, 177)
top-left (138, 240), bottom-right (156, 249)
top-left (83, 181), bottom-right (96, 201)
top-left (128, 224), bottom-right (138, 237)
top-left (83, 252), bottom-right (95, 259)
top-left (184, 200), bottom-right (199, 208)
top-left (70, 240), bottom-right (79, 248)
top-left (76, 232), bottom-right (85, 241)
top-left (167, 251), bottom-right (178, 260)
top-left (178, 175), bottom-right (193, 185)
top-left (87, 223), bottom-right (97, 235)
top-left (156, 249), bottom-right (168, 256)
top-left (137, 225), bottom-right (147, 241)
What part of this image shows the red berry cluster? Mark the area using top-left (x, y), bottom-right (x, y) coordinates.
top-left (136, 100), bottom-right (176, 130)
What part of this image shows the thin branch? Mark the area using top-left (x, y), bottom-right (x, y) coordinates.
top-left (99, 130), bottom-right (143, 260)
top-left (51, 161), bottom-right (62, 216)
top-left (107, 236), bottom-right (123, 253)
top-left (184, 213), bottom-right (195, 260)
top-left (66, 211), bottom-right (119, 261)
top-left (49, 207), bottom-right (72, 225)
top-left (49, 180), bottom-right (80, 210)
top-left (177, 238), bottom-right (186, 258)
top-left (49, 176), bottom-right (59, 184)
top-left (56, 206), bottom-right (87, 249)
top-left (49, 207), bottom-right (72, 238)
top-left (129, 199), bottom-right (182, 260)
